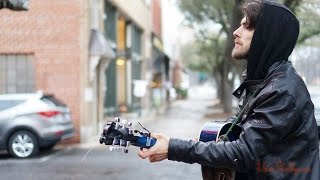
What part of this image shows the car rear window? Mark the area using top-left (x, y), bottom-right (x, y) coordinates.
top-left (0, 100), bottom-right (25, 111)
top-left (41, 95), bottom-right (66, 107)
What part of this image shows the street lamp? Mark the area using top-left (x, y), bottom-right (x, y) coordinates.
top-left (0, 0), bottom-right (29, 11)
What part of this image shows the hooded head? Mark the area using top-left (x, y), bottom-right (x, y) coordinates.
top-left (233, 0), bottom-right (300, 80)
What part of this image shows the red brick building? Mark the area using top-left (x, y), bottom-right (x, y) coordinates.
top-left (152, 0), bottom-right (162, 37)
top-left (0, 1), bottom-right (86, 143)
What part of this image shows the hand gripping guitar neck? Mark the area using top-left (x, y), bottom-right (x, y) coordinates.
top-left (99, 117), bottom-right (157, 153)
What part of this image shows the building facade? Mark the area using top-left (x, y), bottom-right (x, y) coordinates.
top-left (0, 1), bottom-right (87, 143)
top-left (150, 0), bottom-right (171, 110)
top-left (0, 0), bottom-right (167, 143)
top-left (103, 0), bottom-right (152, 119)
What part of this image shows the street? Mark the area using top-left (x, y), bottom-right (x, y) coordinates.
top-left (0, 84), bottom-right (319, 180)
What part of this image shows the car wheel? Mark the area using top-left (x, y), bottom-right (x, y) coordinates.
top-left (8, 130), bottom-right (39, 158)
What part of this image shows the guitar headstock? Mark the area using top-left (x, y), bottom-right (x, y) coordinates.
top-left (99, 117), bottom-right (156, 153)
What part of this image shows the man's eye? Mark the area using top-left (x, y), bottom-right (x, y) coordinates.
top-left (244, 23), bottom-right (251, 29)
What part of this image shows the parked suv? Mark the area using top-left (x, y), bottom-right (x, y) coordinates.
top-left (0, 91), bottom-right (74, 158)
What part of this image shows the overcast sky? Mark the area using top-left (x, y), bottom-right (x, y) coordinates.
top-left (162, 0), bottom-right (185, 58)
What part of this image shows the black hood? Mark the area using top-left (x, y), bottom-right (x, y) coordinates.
top-left (246, 0), bottom-right (299, 80)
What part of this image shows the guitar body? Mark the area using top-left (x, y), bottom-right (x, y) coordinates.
top-left (199, 122), bottom-right (242, 180)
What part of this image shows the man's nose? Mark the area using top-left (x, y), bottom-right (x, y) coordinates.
top-left (233, 28), bottom-right (240, 38)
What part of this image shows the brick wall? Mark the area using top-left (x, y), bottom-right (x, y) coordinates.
top-left (0, 1), bottom-right (82, 143)
top-left (152, 0), bottom-right (162, 37)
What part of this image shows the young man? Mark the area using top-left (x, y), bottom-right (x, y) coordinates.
top-left (139, 0), bottom-right (320, 179)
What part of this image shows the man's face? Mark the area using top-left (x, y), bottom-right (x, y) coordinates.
top-left (232, 17), bottom-right (255, 59)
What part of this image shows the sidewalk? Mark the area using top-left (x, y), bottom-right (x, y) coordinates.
top-left (140, 82), bottom-right (230, 139)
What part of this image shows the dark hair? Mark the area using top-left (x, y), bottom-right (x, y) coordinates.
top-left (241, 0), bottom-right (263, 29)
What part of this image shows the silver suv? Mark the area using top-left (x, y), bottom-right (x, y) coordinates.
top-left (0, 92), bottom-right (74, 158)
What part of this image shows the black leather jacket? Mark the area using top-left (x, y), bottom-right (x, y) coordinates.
top-left (168, 61), bottom-right (320, 180)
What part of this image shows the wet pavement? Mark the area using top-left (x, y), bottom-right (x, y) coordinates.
top-left (143, 83), bottom-right (219, 139)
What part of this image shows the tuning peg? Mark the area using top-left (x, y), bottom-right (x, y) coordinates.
top-left (123, 141), bottom-right (130, 153)
top-left (128, 130), bottom-right (133, 135)
top-left (114, 122), bottom-right (119, 130)
top-left (127, 122), bottom-right (133, 134)
top-left (115, 117), bottom-right (120, 122)
top-left (109, 146), bottom-right (115, 151)
top-left (120, 139), bottom-right (124, 146)
top-left (126, 141), bottom-right (131, 147)
top-left (99, 137), bottom-right (105, 144)
top-left (112, 138), bottom-right (117, 146)
top-left (121, 119), bottom-right (127, 125)
top-left (116, 147), bottom-right (122, 152)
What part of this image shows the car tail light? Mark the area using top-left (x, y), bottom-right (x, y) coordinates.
top-left (38, 111), bottom-right (61, 117)
top-left (54, 130), bottom-right (64, 136)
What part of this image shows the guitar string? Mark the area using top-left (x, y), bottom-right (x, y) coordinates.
top-left (81, 147), bottom-right (94, 162)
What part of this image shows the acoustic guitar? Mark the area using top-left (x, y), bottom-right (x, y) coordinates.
top-left (199, 121), bottom-right (242, 180)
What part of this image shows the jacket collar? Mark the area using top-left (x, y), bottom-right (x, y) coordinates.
top-left (233, 61), bottom-right (287, 98)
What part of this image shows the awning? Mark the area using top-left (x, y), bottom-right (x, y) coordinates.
top-left (89, 29), bottom-right (116, 59)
